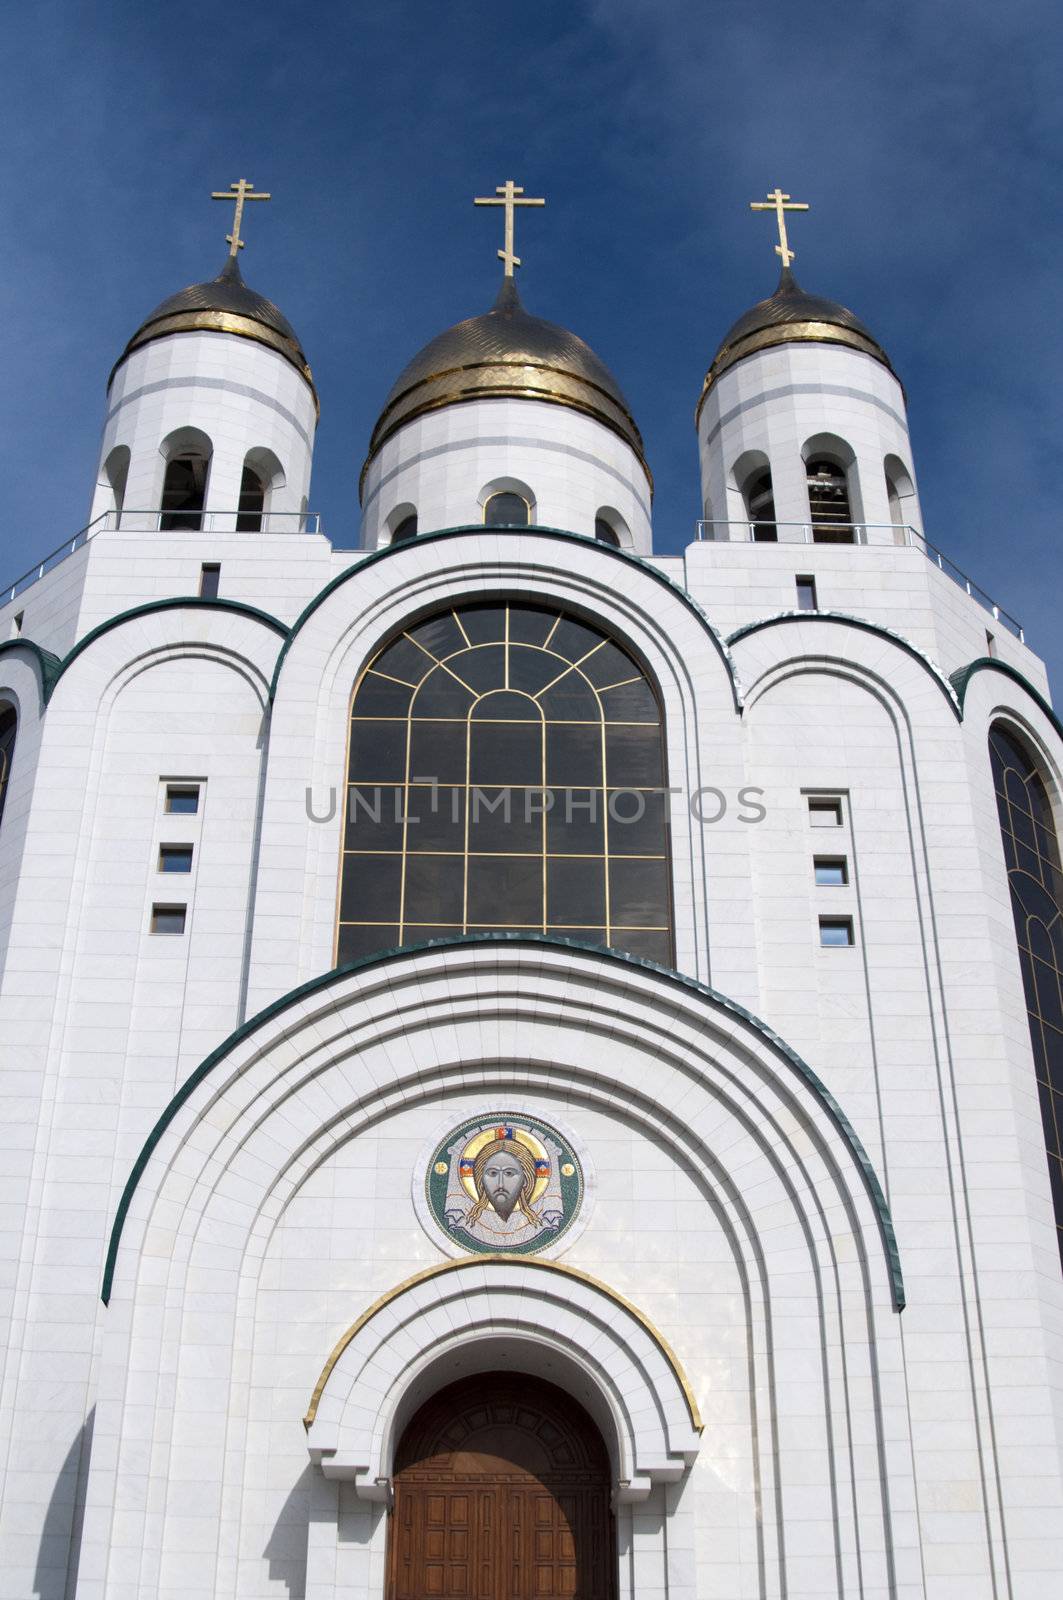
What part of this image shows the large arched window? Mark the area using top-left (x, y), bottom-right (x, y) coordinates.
top-left (989, 723), bottom-right (1063, 1269)
top-left (338, 601), bottom-right (673, 966)
top-left (0, 704), bottom-right (17, 832)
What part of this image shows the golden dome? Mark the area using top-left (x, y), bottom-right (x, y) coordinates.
top-left (697, 267), bottom-right (895, 423)
top-left (112, 256), bottom-right (315, 400)
top-left (362, 278), bottom-right (649, 492)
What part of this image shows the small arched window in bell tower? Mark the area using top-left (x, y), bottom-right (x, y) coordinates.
top-left (160, 451), bottom-right (210, 532)
top-left (392, 514), bottom-right (418, 543)
top-left (236, 464), bottom-right (266, 532)
top-left (484, 491), bottom-right (531, 527)
top-left (806, 457), bottom-right (854, 543)
top-left (594, 517), bottom-right (620, 547)
top-left (744, 469), bottom-right (777, 542)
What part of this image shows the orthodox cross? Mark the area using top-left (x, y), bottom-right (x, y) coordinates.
top-left (749, 187), bottom-right (809, 269)
top-left (211, 178), bottom-right (271, 258)
top-left (474, 180), bottom-right (545, 276)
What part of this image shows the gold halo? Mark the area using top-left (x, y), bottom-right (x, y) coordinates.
top-left (457, 1123), bottom-right (551, 1207)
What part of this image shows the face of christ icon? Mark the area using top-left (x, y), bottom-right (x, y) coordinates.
top-left (422, 1112), bottom-right (587, 1257)
top-left (466, 1137), bottom-right (542, 1227)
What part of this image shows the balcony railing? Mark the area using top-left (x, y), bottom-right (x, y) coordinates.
top-left (2, 508), bottom-right (321, 605)
top-left (694, 519), bottom-right (1024, 641)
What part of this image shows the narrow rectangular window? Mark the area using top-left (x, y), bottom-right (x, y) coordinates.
top-left (986, 630), bottom-right (997, 658)
top-left (814, 856), bottom-right (848, 886)
top-left (199, 563), bottom-right (221, 599)
top-left (808, 796), bottom-right (843, 827)
top-left (151, 903), bottom-right (187, 935)
top-left (158, 844), bottom-right (194, 873)
top-left (819, 916), bottom-right (854, 947)
top-left (796, 574), bottom-right (818, 611)
top-left (165, 784), bottom-right (200, 815)
top-left (12, 611), bottom-right (24, 637)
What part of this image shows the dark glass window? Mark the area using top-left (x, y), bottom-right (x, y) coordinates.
top-left (199, 563), bottom-right (221, 599)
top-left (160, 455), bottom-right (209, 532)
top-left (338, 601), bottom-right (673, 966)
top-left (165, 784), bottom-right (200, 815)
top-left (806, 457), bottom-right (854, 544)
top-left (990, 723), bottom-right (1063, 1271)
top-left (594, 517), bottom-right (620, 547)
top-left (159, 844), bottom-right (193, 873)
top-left (0, 705), bottom-right (16, 832)
top-left (796, 575), bottom-right (818, 611)
top-left (483, 492), bottom-right (530, 527)
top-left (819, 916), bottom-right (854, 946)
top-left (814, 857), bottom-right (848, 886)
top-left (151, 903), bottom-right (187, 935)
top-left (392, 514), bottom-right (418, 543)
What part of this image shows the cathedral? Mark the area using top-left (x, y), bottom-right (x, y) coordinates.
top-left (0, 178), bottom-right (1061, 1600)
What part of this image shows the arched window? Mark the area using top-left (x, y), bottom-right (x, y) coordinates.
top-left (160, 445), bottom-right (210, 532)
top-left (101, 445), bottom-right (130, 528)
top-left (236, 464), bottom-right (266, 532)
top-left (484, 491), bottom-right (531, 527)
top-left (884, 454), bottom-right (916, 545)
top-left (594, 517), bottom-right (620, 547)
top-left (392, 514), bottom-right (418, 543)
top-left (0, 704), bottom-right (16, 832)
top-left (989, 723), bottom-right (1063, 1270)
top-left (806, 457), bottom-right (854, 543)
top-left (744, 468), bottom-right (777, 542)
top-left (339, 601), bottom-right (673, 967)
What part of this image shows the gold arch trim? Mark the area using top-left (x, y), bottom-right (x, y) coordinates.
top-left (302, 1254), bottom-right (703, 1433)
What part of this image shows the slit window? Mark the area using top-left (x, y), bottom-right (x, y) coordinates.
top-left (814, 857), bottom-right (848, 886)
top-left (159, 844), bottom-right (194, 873)
top-left (808, 796), bottom-right (843, 826)
top-left (819, 916), bottom-right (854, 947)
top-left (199, 563), bottom-right (220, 599)
top-left (165, 784), bottom-right (200, 815)
top-left (151, 903), bottom-right (187, 935)
top-left (796, 575), bottom-right (818, 611)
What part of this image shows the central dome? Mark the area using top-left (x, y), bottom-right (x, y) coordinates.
top-left (363, 278), bottom-right (648, 485)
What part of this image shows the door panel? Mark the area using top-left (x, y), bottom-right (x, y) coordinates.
top-left (387, 1374), bottom-right (616, 1600)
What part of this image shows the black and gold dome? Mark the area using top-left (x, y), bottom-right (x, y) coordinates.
top-left (697, 266), bottom-right (895, 422)
top-left (363, 277), bottom-right (649, 489)
top-left (112, 256), bottom-right (314, 395)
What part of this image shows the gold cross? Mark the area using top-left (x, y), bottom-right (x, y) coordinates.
top-left (474, 179), bottom-right (545, 276)
top-left (749, 187), bottom-right (809, 269)
top-left (211, 178), bottom-right (271, 258)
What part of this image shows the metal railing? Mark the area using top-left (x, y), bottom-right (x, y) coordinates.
top-left (694, 519), bottom-right (1024, 641)
top-left (1, 508), bottom-right (321, 606)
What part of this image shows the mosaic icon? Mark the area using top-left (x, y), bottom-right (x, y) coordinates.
top-left (424, 1112), bottom-right (584, 1256)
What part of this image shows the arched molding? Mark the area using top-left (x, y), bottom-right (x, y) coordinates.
top-left (49, 597), bottom-right (286, 702)
top-left (304, 1256), bottom-right (702, 1501)
top-left (88, 940), bottom-right (912, 1600)
top-left (0, 639), bottom-right (62, 712)
top-left (478, 475), bottom-right (536, 521)
top-left (951, 657), bottom-right (1063, 745)
top-left (384, 501), bottom-right (419, 543)
top-left (258, 527), bottom-right (740, 991)
top-left (729, 610), bottom-right (962, 720)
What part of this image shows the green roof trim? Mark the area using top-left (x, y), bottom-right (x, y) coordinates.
top-left (48, 597), bottom-right (288, 700)
top-left (269, 524), bottom-right (741, 709)
top-left (727, 609), bottom-right (961, 719)
top-left (101, 932), bottom-right (905, 1312)
top-left (950, 657), bottom-right (1063, 741)
top-left (0, 638), bottom-right (63, 706)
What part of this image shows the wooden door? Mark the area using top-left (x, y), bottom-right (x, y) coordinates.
top-left (387, 1373), bottom-right (616, 1600)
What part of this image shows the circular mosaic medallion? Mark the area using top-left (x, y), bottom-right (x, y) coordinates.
top-left (421, 1110), bottom-right (586, 1257)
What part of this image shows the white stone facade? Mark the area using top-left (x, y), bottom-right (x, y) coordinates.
top-left (0, 280), bottom-right (1061, 1600)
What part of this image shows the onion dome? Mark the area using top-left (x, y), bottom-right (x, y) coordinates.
top-left (697, 266), bottom-right (895, 421)
top-left (363, 277), bottom-right (649, 489)
top-left (111, 255), bottom-right (314, 395)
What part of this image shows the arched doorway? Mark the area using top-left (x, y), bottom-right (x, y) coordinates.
top-left (387, 1372), bottom-right (616, 1600)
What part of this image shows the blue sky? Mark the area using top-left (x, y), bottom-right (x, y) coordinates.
top-left (2, 0), bottom-right (1060, 685)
